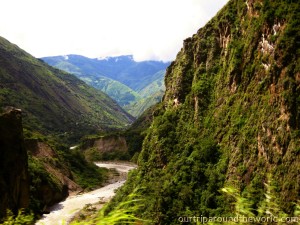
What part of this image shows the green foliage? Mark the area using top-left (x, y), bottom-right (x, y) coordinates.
top-left (209, 177), bottom-right (300, 225)
top-left (42, 55), bottom-right (169, 117)
top-left (0, 36), bottom-right (133, 143)
top-left (104, 0), bottom-right (300, 224)
top-left (80, 75), bottom-right (141, 107)
top-left (0, 210), bottom-right (34, 225)
top-left (28, 155), bottom-right (63, 213)
top-left (124, 89), bottom-right (164, 118)
top-left (61, 149), bottom-right (108, 190)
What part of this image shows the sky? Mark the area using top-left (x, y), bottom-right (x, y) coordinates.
top-left (0, 0), bottom-right (228, 62)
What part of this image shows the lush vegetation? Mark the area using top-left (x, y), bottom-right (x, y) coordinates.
top-left (24, 131), bottom-right (108, 215)
top-left (42, 55), bottom-right (169, 91)
top-left (0, 38), bottom-right (133, 143)
top-left (80, 75), bottom-right (141, 106)
top-left (207, 177), bottom-right (300, 225)
top-left (79, 105), bottom-right (158, 163)
top-left (61, 148), bottom-right (108, 190)
top-left (104, 0), bottom-right (300, 224)
top-left (0, 210), bottom-right (34, 225)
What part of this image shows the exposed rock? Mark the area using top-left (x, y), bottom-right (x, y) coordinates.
top-left (0, 107), bottom-right (29, 219)
top-left (82, 135), bottom-right (128, 153)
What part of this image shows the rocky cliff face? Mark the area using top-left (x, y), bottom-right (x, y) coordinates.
top-left (108, 0), bottom-right (300, 224)
top-left (83, 135), bottom-right (128, 153)
top-left (82, 135), bottom-right (129, 161)
top-left (0, 107), bottom-right (29, 219)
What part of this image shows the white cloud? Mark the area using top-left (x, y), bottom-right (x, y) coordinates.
top-left (0, 0), bottom-right (228, 62)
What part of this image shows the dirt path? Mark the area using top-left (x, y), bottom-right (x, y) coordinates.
top-left (36, 162), bottom-right (136, 225)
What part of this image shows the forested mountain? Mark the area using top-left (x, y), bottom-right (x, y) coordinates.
top-left (0, 36), bottom-right (136, 219)
top-left (107, 0), bottom-right (300, 224)
top-left (0, 36), bottom-right (133, 141)
top-left (41, 55), bottom-right (170, 117)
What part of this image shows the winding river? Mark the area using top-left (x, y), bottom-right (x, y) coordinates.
top-left (36, 162), bottom-right (136, 225)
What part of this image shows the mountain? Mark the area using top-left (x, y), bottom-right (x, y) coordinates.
top-left (123, 89), bottom-right (164, 118)
top-left (123, 70), bottom-right (166, 117)
top-left (0, 36), bottom-right (133, 142)
top-left (42, 54), bottom-right (170, 91)
top-left (137, 70), bottom-right (166, 98)
top-left (78, 74), bottom-right (141, 107)
top-left (41, 55), bottom-right (169, 117)
top-left (106, 0), bottom-right (300, 224)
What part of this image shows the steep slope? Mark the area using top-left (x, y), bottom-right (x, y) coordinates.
top-left (0, 37), bottom-right (133, 141)
top-left (79, 74), bottom-right (141, 107)
top-left (123, 90), bottom-right (164, 118)
top-left (138, 70), bottom-right (165, 98)
top-left (108, 0), bottom-right (300, 224)
top-left (124, 71), bottom-right (166, 117)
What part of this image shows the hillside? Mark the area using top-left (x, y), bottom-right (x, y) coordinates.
top-left (42, 54), bottom-right (169, 91)
top-left (79, 74), bottom-right (141, 106)
top-left (106, 0), bottom-right (300, 224)
top-left (41, 55), bottom-right (169, 117)
top-left (0, 36), bottom-right (133, 141)
top-left (124, 89), bottom-right (164, 118)
top-left (124, 70), bottom-right (166, 117)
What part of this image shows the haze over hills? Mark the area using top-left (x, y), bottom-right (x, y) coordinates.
top-left (41, 54), bottom-right (170, 117)
top-left (0, 36), bottom-right (134, 141)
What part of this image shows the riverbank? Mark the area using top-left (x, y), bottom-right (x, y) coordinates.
top-left (36, 162), bottom-right (136, 225)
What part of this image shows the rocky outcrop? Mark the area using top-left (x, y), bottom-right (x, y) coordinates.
top-left (82, 135), bottom-right (128, 153)
top-left (0, 107), bottom-right (29, 219)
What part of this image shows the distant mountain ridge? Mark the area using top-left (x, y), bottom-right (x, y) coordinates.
top-left (0, 36), bottom-right (134, 141)
top-left (42, 54), bottom-right (169, 90)
top-left (41, 55), bottom-right (170, 117)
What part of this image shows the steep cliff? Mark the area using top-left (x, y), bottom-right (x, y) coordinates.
top-left (108, 0), bottom-right (300, 224)
top-left (0, 107), bottom-right (29, 219)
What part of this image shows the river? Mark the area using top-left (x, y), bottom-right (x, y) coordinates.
top-left (36, 162), bottom-right (136, 225)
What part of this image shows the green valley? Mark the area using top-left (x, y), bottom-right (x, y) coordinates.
top-left (0, 36), bottom-right (133, 221)
top-left (42, 55), bottom-right (170, 117)
top-left (0, 37), bottom-right (133, 142)
top-left (0, 0), bottom-right (299, 224)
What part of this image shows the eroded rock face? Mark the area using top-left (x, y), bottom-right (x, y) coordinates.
top-left (83, 135), bottom-right (128, 153)
top-left (0, 107), bottom-right (29, 218)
